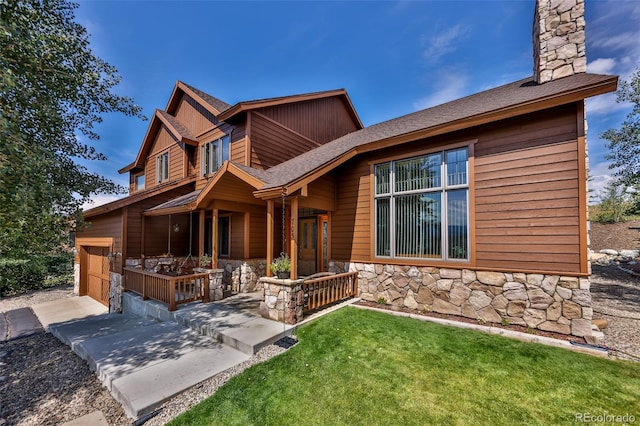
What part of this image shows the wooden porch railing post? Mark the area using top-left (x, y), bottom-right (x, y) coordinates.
top-left (169, 279), bottom-right (176, 311)
top-left (203, 275), bottom-right (210, 303)
top-left (142, 274), bottom-right (148, 300)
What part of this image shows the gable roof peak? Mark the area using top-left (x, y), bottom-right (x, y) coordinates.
top-left (166, 81), bottom-right (231, 116)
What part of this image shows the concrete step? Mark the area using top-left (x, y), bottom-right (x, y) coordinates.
top-left (123, 292), bottom-right (293, 355)
top-left (51, 312), bottom-right (250, 419)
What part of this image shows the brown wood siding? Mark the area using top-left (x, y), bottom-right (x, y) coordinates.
top-left (331, 103), bottom-right (583, 274)
top-left (230, 212), bottom-right (244, 259)
top-left (201, 173), bottom-right (264, 207)
top-left (331, 161), bottom-right (370, 261)
top-left (300, 174), bottom-right (336, 211)
top-left (77, 212), bottom-right (123, 272)
top-left (250, 112), bottom-right (322, 169)
top-left (230, 138), bottom-right (246, 164)
top-left (475, 139), bottom-right (580, 273)
top-left (250, 207), bottom-right (267, 258)
top-left (142, 212), bottom-right (197, 257)
top-left (144, 126), bottom-right (180, 190)
top-left (174, 93), bottom-right (217, 136)
top-left (259, 97), bottom-right (358, 144)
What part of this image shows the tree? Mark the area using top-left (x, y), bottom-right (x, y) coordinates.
top-left (0, 0), bottom-right (144, 257)
top-left (602, 67), bottom-right (640, 188)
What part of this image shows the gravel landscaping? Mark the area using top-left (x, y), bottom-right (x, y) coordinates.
top-left (1, 259), bottom-right (639, 425)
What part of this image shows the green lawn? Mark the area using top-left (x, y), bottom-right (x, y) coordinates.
top-left (170, 307), bottom-right (640, 426)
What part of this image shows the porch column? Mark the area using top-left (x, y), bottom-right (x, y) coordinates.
top-left (212, 208), bottom-right (219, 267)
top-left (140, 215), bottom-right (145, 259)
top-left (198, 210), bottom-right (205, 257)
top-left (266, 200), bottom-right (274, 277)
top-left (244, 212), bottom-right (250, 259)
top-left (290, 196), bottom-right (299, 280)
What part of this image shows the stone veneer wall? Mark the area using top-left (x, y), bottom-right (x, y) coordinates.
top-left (533, 0), bottom-right (586, 84)
top-left (216, 258), bottom-right (266, 294)
top-left (330, 261), bottom-right (594, 338)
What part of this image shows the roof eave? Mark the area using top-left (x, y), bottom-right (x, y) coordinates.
top-left (253, 75), bottom-right (618, 198)
top-left (83, 177), bottom-right (196, 218)
top-left (217, 89), bottom-right (353, 122)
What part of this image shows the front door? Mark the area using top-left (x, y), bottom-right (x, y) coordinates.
top-left (298, 217), bottom-right (317, 276)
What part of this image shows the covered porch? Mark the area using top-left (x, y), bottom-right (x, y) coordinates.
top-left (122, 161), bottom-right (356, 318)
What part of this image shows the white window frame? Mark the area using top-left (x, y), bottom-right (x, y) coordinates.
top-left (156, 151), bottom-right (169, 183)
top-left (134, 172), bottom-right (145, 191)
top-left (374, 147), bottom-right (470, 262)
top-left (201, 135), bottom-right (230, 176)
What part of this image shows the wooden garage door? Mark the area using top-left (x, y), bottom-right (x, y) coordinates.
top-left (87, 246), bottom-right (110, 307)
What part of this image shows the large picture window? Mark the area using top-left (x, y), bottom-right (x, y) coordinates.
top-left (374, 147), bottom-right (469, 261)
top-left (201, 135), bottom-right (230, 176)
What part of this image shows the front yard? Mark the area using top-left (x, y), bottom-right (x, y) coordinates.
top-left (170, 307), bottom-right (640, 425)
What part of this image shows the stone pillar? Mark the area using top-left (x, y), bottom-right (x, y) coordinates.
top-left (109, 272), bottom-right (123, 313)
top-left (259, 277), bottom-right (304, 324)
top-left (533, 0), bottom-right (586, 84)
top-left (73, 262), bottom-right (80, 295)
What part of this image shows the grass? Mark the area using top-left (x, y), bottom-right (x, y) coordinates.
top-left (169, 307), bottom-right (640, 426)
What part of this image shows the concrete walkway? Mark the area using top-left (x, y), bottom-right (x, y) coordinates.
top-left (46, 292), bottom-right (293, 420)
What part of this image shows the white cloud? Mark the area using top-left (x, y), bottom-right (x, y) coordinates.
top-left (588, 161), bottom-right (616, 204)
top-left (413, 73), bottom-right (468, 110)
top-left (422, 24), bottom-right (469, 64)
top-left (585, 92), bottom-right (631, 115)
top-left (588, 58), bottom-right (616, 75)
top-left (82, 194), bottom-right (125, 212)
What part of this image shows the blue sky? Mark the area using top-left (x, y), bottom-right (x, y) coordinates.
top-left (74, 0), bottom-right (640, 208)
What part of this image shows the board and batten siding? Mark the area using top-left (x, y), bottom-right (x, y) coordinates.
top-left (330, 103), bottom-right (584, 275)
top-left (173, 94), bottom-right (217, 136)
top-left (258, 96), bottom-right (359, 144)
top-left (250, 111), bottom-right (321, 169)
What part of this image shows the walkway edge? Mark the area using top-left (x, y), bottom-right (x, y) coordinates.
top-left (351, 303), bottom-right (611, 359)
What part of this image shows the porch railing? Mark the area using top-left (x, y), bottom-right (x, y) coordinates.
top-left (301, 271), bottom-right (358, 313)
top-left (124, 267), bottom-right (210, 311)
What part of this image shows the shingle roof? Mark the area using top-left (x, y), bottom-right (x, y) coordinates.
top-left (146, 190), bottom-right (201, 213)
top-left (230, 162), bottom-right (272, 183)
top-left (258, 73), bottom-right (617, 191)
top-left (179, 81), bottom-right (232, 113)
top-left (157, 110), bottom-right (197, 142)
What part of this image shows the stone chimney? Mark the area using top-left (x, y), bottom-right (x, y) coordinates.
top-left (533, 0), bottom-right (586, 84)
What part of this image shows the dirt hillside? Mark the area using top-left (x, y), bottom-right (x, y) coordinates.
top-left (590, 220), bottom-right (640, 252)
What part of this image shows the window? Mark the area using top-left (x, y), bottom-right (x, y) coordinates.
top-left (134, 173), bottom-right (145, 191)
top-left (201, 135), bottom-right (230, 176)
top-left (157, 152), bottom-right (169, 183)
top-left (374, 147), bottom-right (469, 261)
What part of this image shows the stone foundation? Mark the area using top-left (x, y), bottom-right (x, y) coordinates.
top-left (331, 261), bottom-right (595, 338)
top-left (258, 277), bottom-right (304, 324)
top-left (218, 258), bottom-right (266, 293)
top-left (193, 268), bottom-right (225, 301)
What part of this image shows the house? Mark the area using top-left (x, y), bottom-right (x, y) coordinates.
top-left (76, 0), bottom-right (617, 340)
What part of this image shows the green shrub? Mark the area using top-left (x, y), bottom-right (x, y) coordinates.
top-left (0, 257), bottom-right (47, 296)
top-left (591, 182), bottom-right (631, 223)
top-left (0, 252), bottom-right (73, 296)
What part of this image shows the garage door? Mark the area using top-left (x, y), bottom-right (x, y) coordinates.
top-left (87, 246), bottom-right (110, 307)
